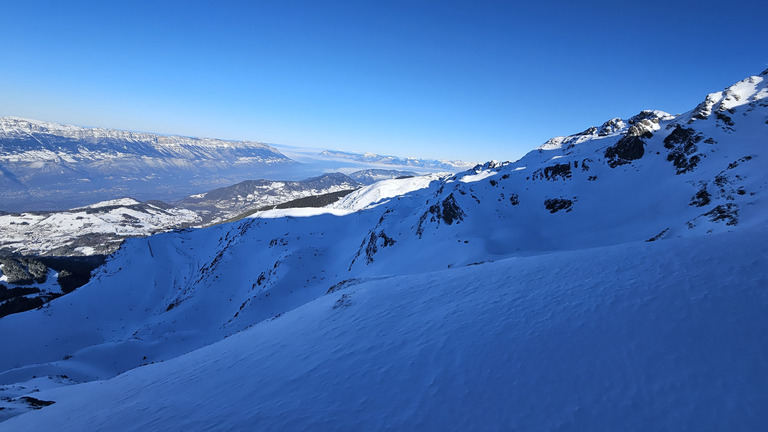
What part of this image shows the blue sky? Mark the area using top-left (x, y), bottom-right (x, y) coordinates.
top-left (1, 0), bottom-right (766, 162)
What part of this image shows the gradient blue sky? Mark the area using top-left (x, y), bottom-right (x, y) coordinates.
top-left (2, 0), bottom-right (766, 162)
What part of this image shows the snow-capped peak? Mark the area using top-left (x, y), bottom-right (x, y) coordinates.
top-left (686, 71), bottom-right (767, 123)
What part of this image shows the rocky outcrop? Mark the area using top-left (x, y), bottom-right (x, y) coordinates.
top-left (531, 163), bottom-right (572, 181)
top-left (416, 193), bottom-right (466, 238)
top-left (544, 198), bottom-right (574, 213)
top-left (664, 125), bottom-right (704, 174)
top-left (604, 131), bottom-right (650, 168)
top-left (598, 118), bottom-right (625, 136)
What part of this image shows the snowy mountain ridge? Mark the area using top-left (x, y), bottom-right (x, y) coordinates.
top-left (0, 117), bottom-right (295, 211)
top-left (1, 69), bottom-right (767, 429)
top-left (0, 117), bottom-right (277, 152)
top-left (319, 149), bottom-right (476, 171)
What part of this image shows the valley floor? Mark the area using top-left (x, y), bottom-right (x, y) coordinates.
top-left (2, 227), bottom-right (766, 431)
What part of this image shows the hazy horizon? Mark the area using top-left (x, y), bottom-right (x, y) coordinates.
top-left (2, 0), bottom-right (766, 162)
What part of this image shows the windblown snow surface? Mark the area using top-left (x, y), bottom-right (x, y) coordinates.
top-left (2, 229), bottom-right (767, 431)
top-left (1, 70), bottom-right (767, 430)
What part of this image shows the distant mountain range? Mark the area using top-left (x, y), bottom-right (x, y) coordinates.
top-left (0, 117), bottom-right (295, 211)
top-left (347, 168), bottom-right (419, 184)
top-left (0, 118), bottom-right (473, 212)
top-left (319, 149), bottom-right (475, 171)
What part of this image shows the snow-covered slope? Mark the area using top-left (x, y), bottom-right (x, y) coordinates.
top-left (0, 173), bottom-right (366, 256)
top-left (0, 117), bottom-right (295, 211)
top-left (0, 200), bottom-right (200, 256)
top-left (1, 70), bottom-right (767, 428)
top-left (2, 227), bottom-right (767, 430)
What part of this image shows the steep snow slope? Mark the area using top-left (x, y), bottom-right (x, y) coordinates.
top-left (1, 69), bottom-right (767, 384)
top-left (0, 70), bottom-right (767, 427)
top-left (2, 228), bottom-right (767, 430)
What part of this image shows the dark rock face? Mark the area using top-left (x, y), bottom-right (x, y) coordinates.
top-left (438, 194), bottom-right (465, 225)
top-left (416, 193), bottom-right (466, 238)
top-left (532, 163), bottom-right (572, 181)
top-left (727, 155), bottom-right (752, 169)
top-left (326, 278), bottom-right (362, 295)
top-left (704, 204), bottom-right (739, 226)
top-left (20, 397), bottom-right (55, 409)
top-left (470, 161), bottom-right (507, 173)
top-left (646, 228), bottom-right (670, 242)
top-left (627, 110), bottom-right (664, 125)
top-left (509, 194), bottom-right (520, 206)
top-left (664, 125), bottom-right (703, 174)
top-left (364, 231), bottom-right (397, 264)
top-left (576, 126), bottom-right (598, 136)
top-left (605, 134), bottom-right (648, 168)
top-left (423, 194), bottom-right (466, 226)
top-left (690, 187), bottom-right (711, 207)
top-left (544, 198), bottom-right (573, 213)
top-left (715, 111), bottom-right (735, 131)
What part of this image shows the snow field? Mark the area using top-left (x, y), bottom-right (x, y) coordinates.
top-left (2, 228), bottom-right (767, 431)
